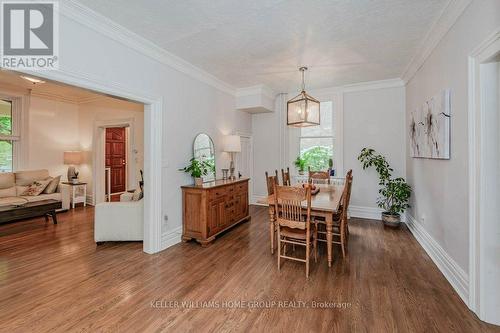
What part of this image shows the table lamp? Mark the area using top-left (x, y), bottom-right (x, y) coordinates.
top-left (64, 151), bottom-right (82, 182)
top-left (223, 135), bottom-right (241, 180)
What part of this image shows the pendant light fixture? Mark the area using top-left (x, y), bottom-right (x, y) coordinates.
top-left (287, 66), bottom-right (320, 127)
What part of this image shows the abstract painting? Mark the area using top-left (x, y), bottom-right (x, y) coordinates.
top-left (409, 89), bottom-right (450, 159)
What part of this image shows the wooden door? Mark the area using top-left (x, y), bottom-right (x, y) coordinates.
top-left (105, 127), bottom-right (126, 194)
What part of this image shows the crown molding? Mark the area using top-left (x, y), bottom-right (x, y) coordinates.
top-left (401, 0), bottom-right (473, 84)
top-left (341, 78), bottom-right (405, 93)
top-left (306, 78), bottom-right (405, 96)
top-left (61, 1), bottom-right (236, 96)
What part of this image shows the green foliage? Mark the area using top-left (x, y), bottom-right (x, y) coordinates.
top-left (0, 116), bottom-right (11, 134)
top-left (357, 148), bottom-right (411, 215)
top-left (179, 158), bottom-right (212, 178)
top-left (294, 156), bottom-right (306, 172)
top-left (301, 146), bottom-right (332, 171)
top-left (204, 157), bottom-right (216, 174)
top-left (0, 116), bottom-right (13, 172)
top-left (0, 140), bottom-right (12, 172)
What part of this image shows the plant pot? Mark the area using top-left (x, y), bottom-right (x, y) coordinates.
top-left (194, 177), bottom-right (203, 186)
top-left (298, 170), bottom-right (305, 175)
top-left (382, 212), bottom-right (401, 228)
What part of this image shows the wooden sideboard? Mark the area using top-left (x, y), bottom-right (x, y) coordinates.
top-left (181, 178), bottom-right (250, 246)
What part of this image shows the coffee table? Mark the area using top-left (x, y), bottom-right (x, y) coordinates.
top-left (0, 199), bottom-right (62, 224)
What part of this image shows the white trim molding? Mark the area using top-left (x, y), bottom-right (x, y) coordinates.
top-left (162, 226), bottom-right (182, 250)
top-left (401, 0), bottom-right (473, 83)
top-left (348, 206), bottom-right (383, 221)
top-left (467, 28), bottom-right (500, 323)
top-left (60, 1), bottom-right (236, 96)
top-left (308, 78), bottom-right (404, 96)
top-left (251, 195), bottom-right (267, 206)
top-left (406, 213), bottom-right (469, 305)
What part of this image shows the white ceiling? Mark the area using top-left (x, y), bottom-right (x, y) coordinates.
top-left (77, 0), bottom-right (448, 92)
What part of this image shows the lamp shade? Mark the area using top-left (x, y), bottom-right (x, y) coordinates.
top-left (223, 135), bottom-right (241, 152)
top-left (64, 151), bottom-right (82, 165)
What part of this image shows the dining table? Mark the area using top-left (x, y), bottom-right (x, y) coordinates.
top-left (258, 183), bottom-right (344, 267)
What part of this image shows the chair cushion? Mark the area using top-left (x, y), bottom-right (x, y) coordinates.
top-left (0, 196), bottom-right (29, 207)
top-left (0, 173), bottom-right (15, 189)
top-left (21, 193), bottom-right (61, 202)
top-left (15, 169), bottom-right (50, 186)
top-left (0, 186), bottom-right (16, 198)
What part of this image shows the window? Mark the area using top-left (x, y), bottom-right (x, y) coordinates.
top-left (299, 101), bottom-right (334, 171)
top-left (0, 98), bottom-right (19, 172)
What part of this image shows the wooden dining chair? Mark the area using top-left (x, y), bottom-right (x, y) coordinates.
top-left (315, 170), bottom-right (353, 250)
top-left (274, 184), bottom-right (317, 278)
top-left (265, 170), bottom-right (279, 195)
top-left (281, 167), bottom-right (291, 186)
top-left (308, 167), bottom-right (331, 185)
top-left (332, 171), bottom-right (353, 258)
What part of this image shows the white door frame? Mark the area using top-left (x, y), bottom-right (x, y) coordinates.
top-left (17, 69), bottom-right (163, 254)
top-left (468, 28), bottom-right (500, 320)
top-left (235, 131), bottom-right (253, 199)
top-left (92, 118), bottom-right (136, 205)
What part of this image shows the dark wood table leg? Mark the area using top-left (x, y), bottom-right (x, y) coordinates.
top-left (50, 211), bottom-right (58, 224)
top-left (44, 214), bottom-right (49, 223)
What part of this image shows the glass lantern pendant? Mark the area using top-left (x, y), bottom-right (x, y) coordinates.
top-left (287, 66), bottom-right (320, 127)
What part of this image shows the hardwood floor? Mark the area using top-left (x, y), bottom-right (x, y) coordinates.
top-left (0, 205), bottom-right (498, 332)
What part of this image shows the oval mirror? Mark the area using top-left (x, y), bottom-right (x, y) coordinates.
top-left (193, 133), bottom-right (216, 182)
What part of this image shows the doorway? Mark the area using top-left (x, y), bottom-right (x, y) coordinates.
top-left (235, 134), bottom-right (253, 199)
top-left (105, 127), bottom-right (127, 201)
top-left (93, 119), bottom-right (136, 205)
top-left (469, 30), bottom-right (500, 326)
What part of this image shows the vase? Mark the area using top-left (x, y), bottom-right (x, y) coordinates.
top-left (194, 177), bottom-right (203, 186)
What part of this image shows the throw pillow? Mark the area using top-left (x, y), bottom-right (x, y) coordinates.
top-left (43, 175), bottom-right (61, 194)
top-left (132, 189), bottom-right (143, 201)
top-left (21, 180), bottom-right (51, 196)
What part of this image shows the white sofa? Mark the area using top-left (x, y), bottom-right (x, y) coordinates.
top-left (0, 169), bottom-right (70, 210)
top-left (94, 197), bottom-right (143, 242)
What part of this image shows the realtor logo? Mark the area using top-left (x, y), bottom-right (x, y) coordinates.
top-left (1, 1), bottom-right (59, 69)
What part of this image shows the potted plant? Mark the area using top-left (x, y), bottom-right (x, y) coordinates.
top-left (294, 156), bottom-right (306, 175)
top-left (328, 158), bottom-right (334, 176)
top-left (357, 148), bottom-right (411, 227)
top-left (179, 158), bottom-right (212, 186)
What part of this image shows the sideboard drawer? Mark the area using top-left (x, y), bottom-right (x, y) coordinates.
top-left (209, 188), bottom-right (227, 201)
top-left (236, 182), bottom-right (248, 193)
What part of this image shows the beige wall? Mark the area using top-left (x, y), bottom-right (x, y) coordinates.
top-left (26, 95), bottom-right (144, 201)
top-left (28, 97), bottom-right (80, 177)
top-left (405, 0), bottom-right (500, 272)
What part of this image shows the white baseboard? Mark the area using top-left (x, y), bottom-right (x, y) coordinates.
top-left (349, 205), bottom-right (384, 221)
top-left (406, 213), bottom-right (469, 305)
top-left (161, 226), bottom-right (182, 250)
top-left (86, 194), bottom-right (94, 206)
top-left (251, 195), bottom-right (267, 206)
